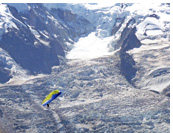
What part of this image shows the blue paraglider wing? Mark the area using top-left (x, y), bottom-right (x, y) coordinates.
top-left (42, 90), bottom-right (61, 106)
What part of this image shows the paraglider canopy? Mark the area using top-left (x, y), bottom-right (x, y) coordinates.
top-left (42, 90), bottom-right (61, 106)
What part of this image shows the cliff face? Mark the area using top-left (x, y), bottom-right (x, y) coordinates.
top-left (0, 3), bottom-right (95, 81)
top-left (50, 8), bottom-right (95, 40)
top-left (0, 67), bottom-right (12, 83)
top-left (109, 4), bottom-right (170, 93)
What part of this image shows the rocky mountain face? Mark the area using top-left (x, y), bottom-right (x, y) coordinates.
top-left (0, 3), bottom-right (95, 82)
top-left (0, 3), bottom-right (170, 133)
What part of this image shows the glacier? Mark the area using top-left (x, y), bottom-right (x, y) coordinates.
top-left (45, 3), bottom-right (169, 60)
top-left (0, 3), bottom-right (170, 133)
top-left (44, 3), bottom-right (127, 59)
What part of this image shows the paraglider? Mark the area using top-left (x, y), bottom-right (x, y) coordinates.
top-left (42, 90), bottom-right (61, 107)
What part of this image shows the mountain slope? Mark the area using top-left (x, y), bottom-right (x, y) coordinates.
top-left (0, 55), bottom-right (170, 132)
top-left (0, 3), bottom-right (95, 83)
top-left (0, 3), bottom-right (170, 132)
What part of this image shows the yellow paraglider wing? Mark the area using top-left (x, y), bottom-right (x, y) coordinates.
top-left (42, 90), bottom-right (61, 106)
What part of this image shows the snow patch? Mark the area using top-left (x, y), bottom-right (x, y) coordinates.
top-left (0, 4), bottom-right (19, 39)
top-left (128, 41), bottom-right (169, 55)
top-left (141, 38), bottom-right (169, 44)
top-left (5, 74), bottom-right (47, 87)
top-left (66, 32), bottom-right (114, 60)
top-left (146, 29), bottom-right (163, 36)
top-left (144, 80), bottom-right (169, 93)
